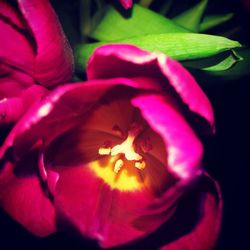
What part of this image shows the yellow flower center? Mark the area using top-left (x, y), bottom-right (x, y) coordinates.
top-left (90, 123), bottom-right (148, 191)
top-left (98, 125), bottom-right (146, 173)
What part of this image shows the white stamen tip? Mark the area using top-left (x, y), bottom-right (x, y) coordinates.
top-left (98, 147), bottom-right (111, 155)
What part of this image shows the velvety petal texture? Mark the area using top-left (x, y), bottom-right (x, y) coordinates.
top-left (161, 174), bottom-right (222, 250)
top-left (87, 44), bottom-right (215, 132)
top-left (0, 160), bottom-right (56, 237)
top-left (0, 0), bottom-right (73, 125)
top-left (0, 44), bottom-right (221, 249)
top-left (17, 0), bottom-right (74, 86)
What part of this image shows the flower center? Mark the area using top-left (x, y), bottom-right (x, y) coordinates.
top-left (98, 123), bottom-right (146, 173)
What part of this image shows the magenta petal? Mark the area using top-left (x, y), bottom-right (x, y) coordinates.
top-left (119, 0), bottom-right (133, 9)
top-left (132, 94), bottom-right (203, 180)
top-left (17, 0), bottom-right (74, 86)
top-left (87, 44), bottom-right (214, 131)
top-left (0, 77), bottom-right (161, 158)
top-left (161, 174), bottom-right (222, 250)
top-left (159, 56), bottom-right (215, 132)
top-left (0, 161), bottom-right (56, 237)
top-left (0, 85), bottom-right (47, 125)
top-left (0, 97), bottom-right (23, 124)
top-left (0, 18), bottom-right (35, 73)
top-left (0, 0), bottom-right (25, 29)
top-left (0, 64), bottom-right (35, 98)
top-left (53, 164), bottom-right (166, 248)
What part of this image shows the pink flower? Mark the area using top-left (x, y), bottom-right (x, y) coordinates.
top-left (119, 0), bottom-right (133, 9)
top-left (0, 0), bottom-right (73, 125)
top-left (0, 44), bottom-right (222, 249)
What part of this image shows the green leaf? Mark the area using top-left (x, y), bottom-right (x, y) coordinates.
top-left (90, 4), bottom-right (189, 41)
top-left (173, 0), bottom-right (208, 32)
top-left (199, 13), bottom-right (234, 32)
top-left (75, 33), bottom-right (241, 70)
top-left (183, 50), bottom-right (242, 71)
top-left (202, 50), bottom-right (242, 72)
top-left (207, 49), bottom-right (250, 78)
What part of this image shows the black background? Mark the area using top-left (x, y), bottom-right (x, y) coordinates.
top-left (1, 0), bottom-right (250, 249)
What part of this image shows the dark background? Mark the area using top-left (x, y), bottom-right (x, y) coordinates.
top-left (1, 0), bottom-right (250, 249)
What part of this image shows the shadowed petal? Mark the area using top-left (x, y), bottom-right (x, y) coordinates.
top-left (0, 18), bottom-right (35, 73)
top-left (0, 0), bottom-right (26, 29)
top-left (0, 77), bottom-right (160, 159)
top-left (17, 0), bottom-right (74, 86)
top-left (132, 94), bottom-right (203, 181)
top-left (160, 174), bottom-right (222, 250)
top-left (53, 163), bottom-right (173, 248)
top-left (0, 160), bottom-right (56, 237)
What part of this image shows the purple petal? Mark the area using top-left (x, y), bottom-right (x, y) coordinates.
top-left (0, 77), bottom-right (160, 158)
top-left (0, 0), bottom-right (26, 29)
top-left (87, 44), bottom-right (214, 132)
top-left (53, 163), bottom-right (175, 248)
top-left (0, 161), bottom-right (56, 237)
top-left (17, 0), bottom-right (74, 86)
top-left (132, 94), bottom-right (203, 181)
top-left (0, 64), bottom-right (35, 99)
top-left (0, 17), bottom-right (35, 73)
top-left (0, 85), bottom-right (48, 125)
top-left (160, 174), bottom-right (222, 250)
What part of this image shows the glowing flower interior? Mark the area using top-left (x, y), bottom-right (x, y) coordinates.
top-left (47, 92), bottom-right (171, 194)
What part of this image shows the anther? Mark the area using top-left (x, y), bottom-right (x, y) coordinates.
top-left (98, 147), bottom-right (111, 155)
top-left (114, 159), bottom-right (124, 173)
top-left (135, 161), bottom-right (146, 170)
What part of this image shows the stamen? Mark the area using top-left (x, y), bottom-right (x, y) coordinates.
top-left (111, 135), bottom-right (142, 161)
top-left (98, 147), bottom-right (111, 155)
top-left (98, 122), bottom-right (149, 174)
top-left (135, 161), bottom-right (146, 170)
top-left (114, 159), bottom-right (124, 173)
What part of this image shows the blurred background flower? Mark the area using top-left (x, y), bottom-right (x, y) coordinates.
top-left (0, 0), bottom-right (73, 125)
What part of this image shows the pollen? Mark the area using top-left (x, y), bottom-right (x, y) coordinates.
top-left (114, 159), bottom-right (124, 173)
top-left (111, 135), bottom-right (142, 161)
top-left (98, 147), bottom-right (111, 155)
top-left (97, 123), bottom-right (147, 173)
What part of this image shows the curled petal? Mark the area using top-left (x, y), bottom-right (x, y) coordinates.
top-left (0, 0), bottom-right (26, 29)
top-left (132, 94), bottom-right (203, 181)
top-left (17, 0), bottom-right (74, 86)
top-left (0, 77), bottom-right (160, 159)
top-left (0, 97), bottom-right (23, 124)
top-left (87, 44), bottom-right (214, 132)
top-left (0, 64), bottom-right (35, 98)
top-left (161, 174), bottom-right (222, 250)
top-left (0, 85), bottom-right (48, 125)
top-left (53, 163), bottom-right (175, 248)
top-left (0, 161), bottom-right (56, 236)
top-left (0, 18), bottom-right (35, 73)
